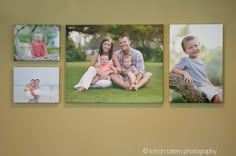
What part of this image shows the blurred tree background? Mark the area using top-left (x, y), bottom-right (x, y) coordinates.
top-left (169, 25), bottom-right (223, 103)
top-left (66, 25), bottom-right (163, 62)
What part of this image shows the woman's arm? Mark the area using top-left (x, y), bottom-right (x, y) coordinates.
top-left (112, 53), bottom-right (122, 74)
top-left (89, 52), bottom-right (99, 67)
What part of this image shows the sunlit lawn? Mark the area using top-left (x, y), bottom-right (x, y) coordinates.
top-left (65, 62), bottom-right (163, 104)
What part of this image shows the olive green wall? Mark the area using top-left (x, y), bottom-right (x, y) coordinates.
top-left (0, 0), bottom-right (235, 156)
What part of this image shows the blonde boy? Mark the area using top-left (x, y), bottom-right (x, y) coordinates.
top-left (171, 35), bottom-right (222, 103)
top-left (122, 55), bottom-right (142, 90)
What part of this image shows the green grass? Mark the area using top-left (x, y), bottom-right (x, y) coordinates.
top-left (65, 62), bottom-right (163, 104)
top-left (47, 47), bottom-right (59, 54)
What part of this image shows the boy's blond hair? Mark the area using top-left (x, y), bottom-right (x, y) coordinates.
top-left (181, 35), bottom-right (200, 52)
top-left (122, 55), bottom-right (132, 62)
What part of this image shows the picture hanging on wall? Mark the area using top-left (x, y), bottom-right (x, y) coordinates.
top-left (65, 25), bottom-right (163, 103)
top-left (13, 67), bottom-right (59, 103)
top-left (169, 24), bottom-right (223, 103)
top-left (14, 24), bottom-right (60, 61)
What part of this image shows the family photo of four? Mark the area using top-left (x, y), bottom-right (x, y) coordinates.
top-left (73, 34), bottom-right (152, 92)
top-left (65, 25), bottom-right (163, 103)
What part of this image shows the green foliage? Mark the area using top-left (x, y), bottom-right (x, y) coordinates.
top-left (170, 90), bottom-right (188, 103)
top-left (206, 48), bottom-right (223, 85)
top-left (137, 47), bottom-right (163, 62)
top-left (13, 46), bottom-right (17, 55)
top-left (47, 47), bottom-right (59, 54)
top-left (66, 38), bottom-right (86, 62)
top-left (176, 25), bottom-right (190, 37)
top-left (66, 49), bottom-right (87, 62)
top-left (171, 96), bottom-right (187, 103)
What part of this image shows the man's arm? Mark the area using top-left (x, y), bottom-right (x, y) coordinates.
top-left (135, 52), bottom-right (145, 74)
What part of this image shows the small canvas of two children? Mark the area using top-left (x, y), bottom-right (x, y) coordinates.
top-left (171, 35), bottom-right (223, 103)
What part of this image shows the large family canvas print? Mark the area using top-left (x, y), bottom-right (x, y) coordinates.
top-left (14, 24), bottom-right (60, 61)
top-left (65, 25), bottom-right (163, 103)
top-left (169, 24), bottom-right (223, 103)
top-left (13, 67), bottom-right (59, 103)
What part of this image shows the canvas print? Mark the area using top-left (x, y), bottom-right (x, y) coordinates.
top-left (169, 24), bottom-right (223, 103)
top-left (14, 24), bottom-right (60, 61)
top-left (13, 67), bottom-right (59, 103)
top-left (65, 25), bottom-right (163, 103)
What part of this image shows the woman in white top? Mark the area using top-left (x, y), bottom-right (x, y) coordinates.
top-left (74, 38), bottom-right (121, 91)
